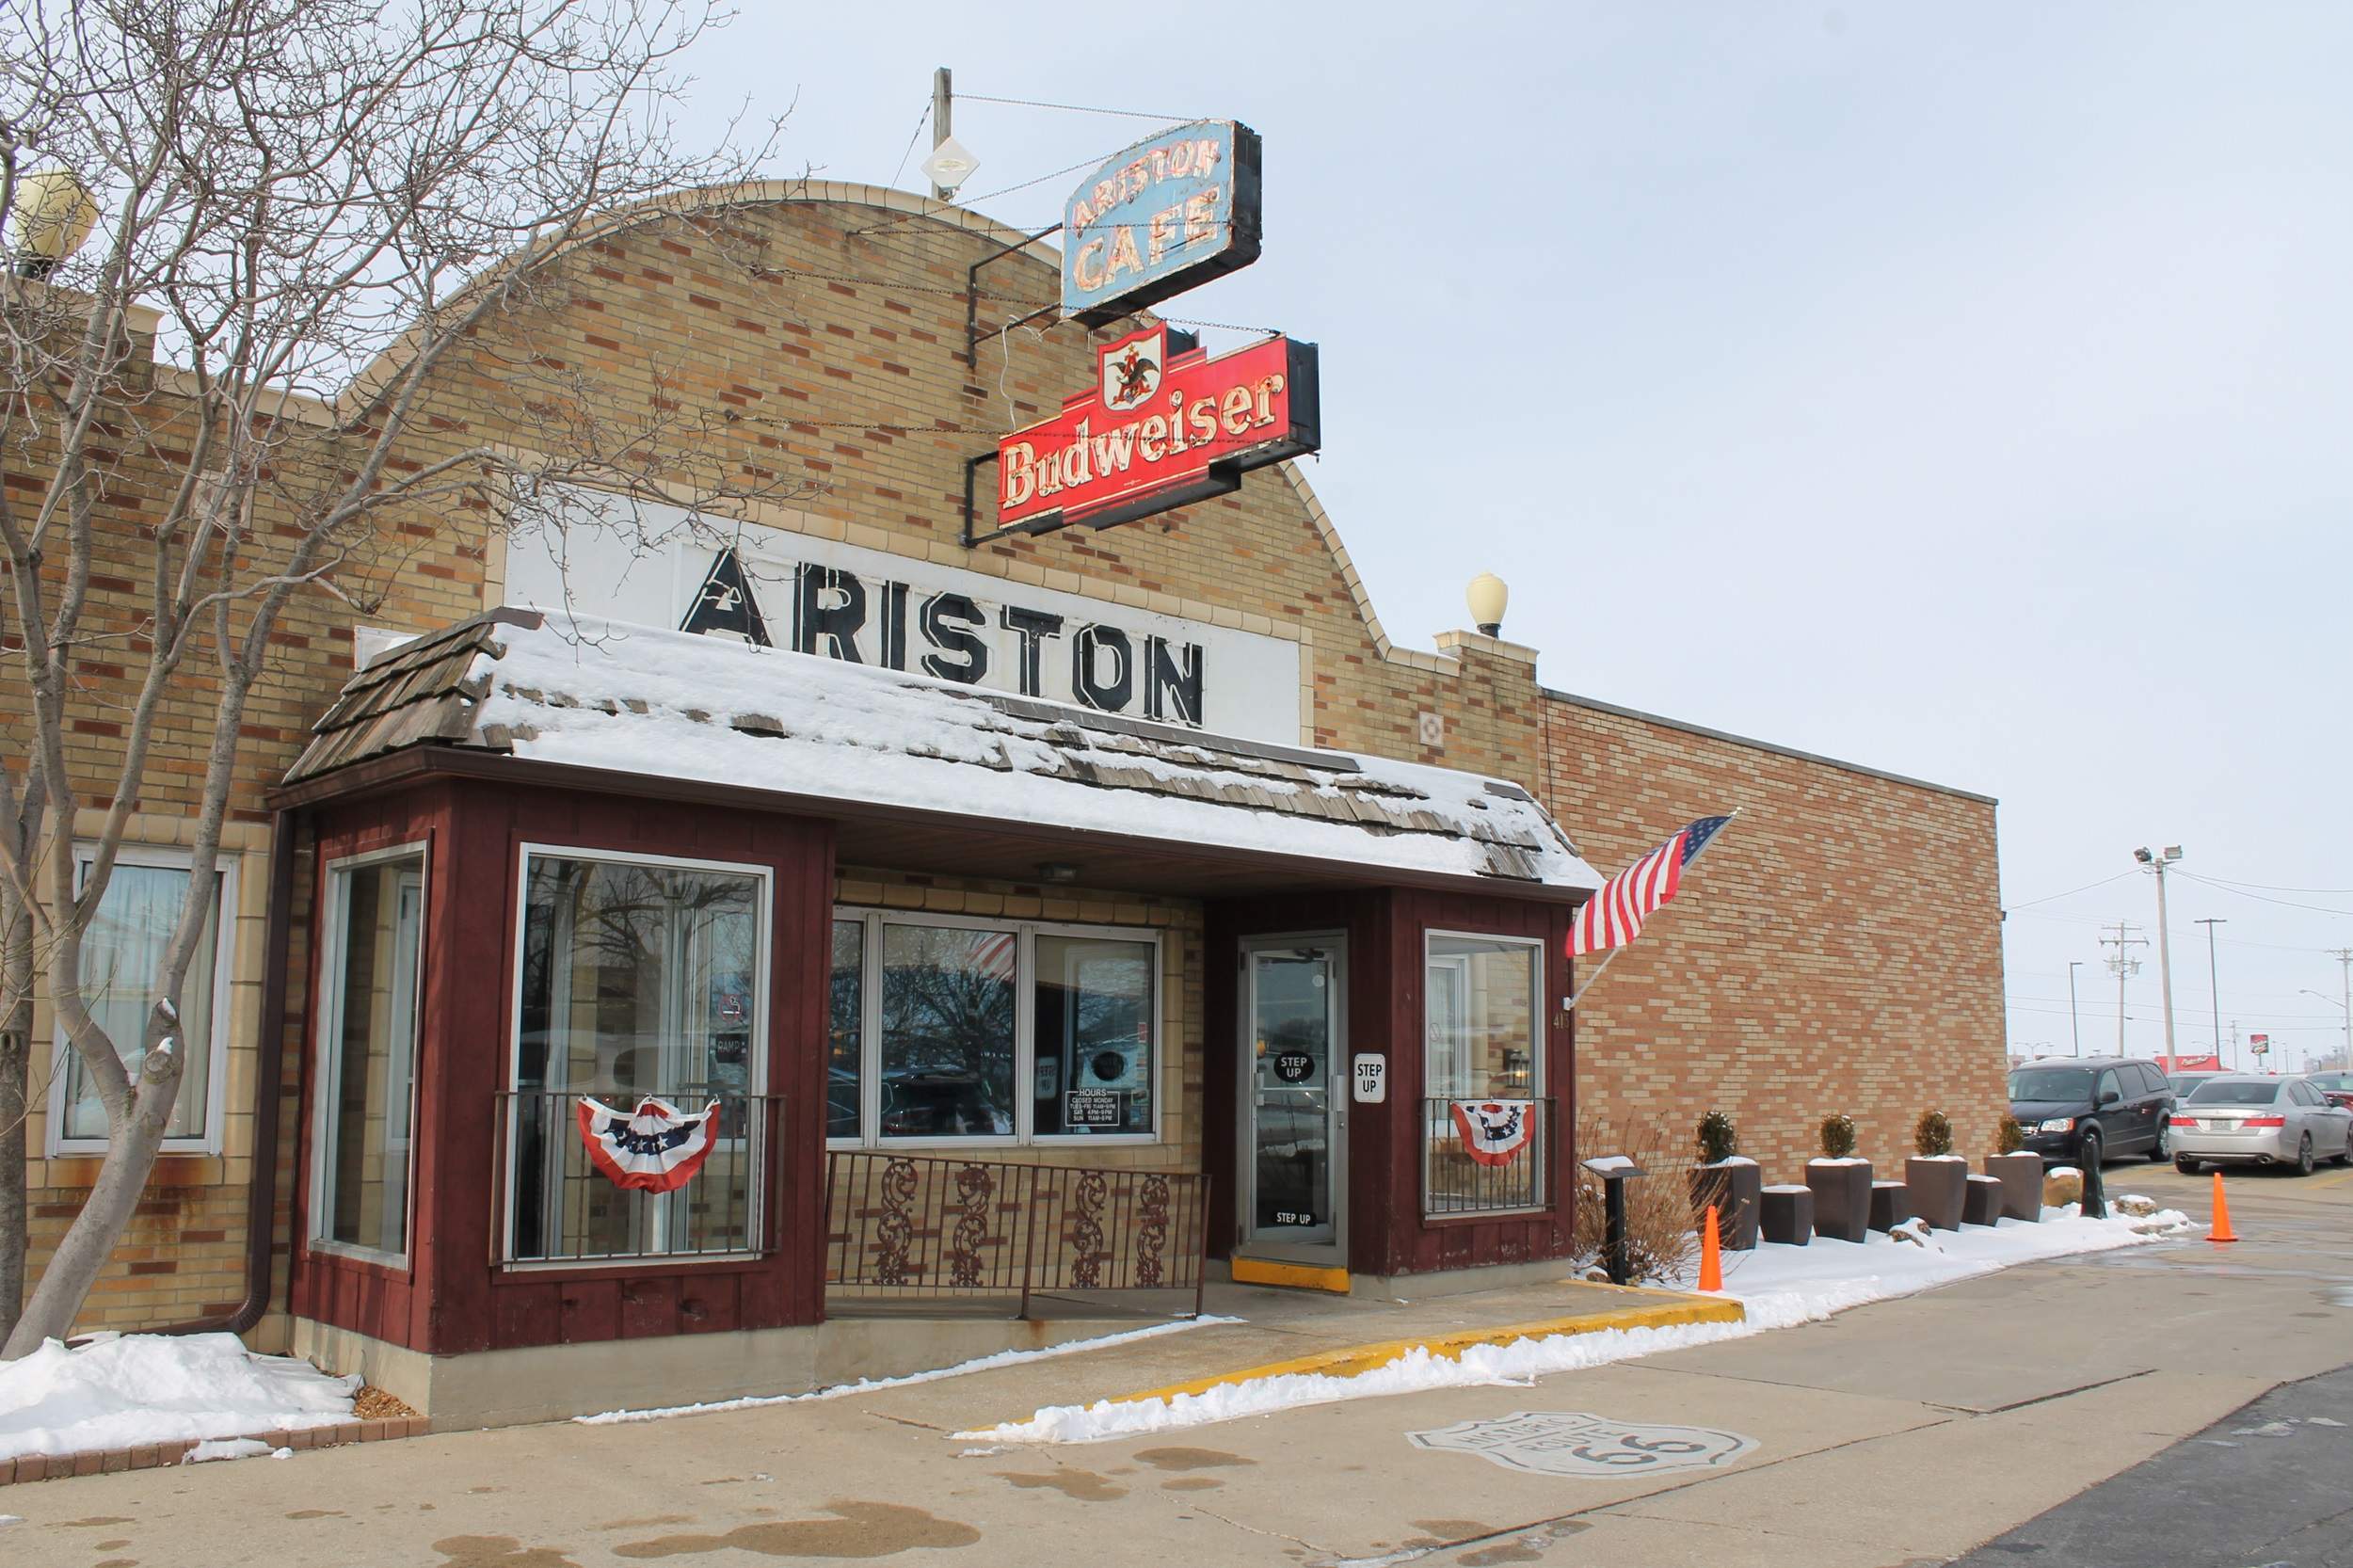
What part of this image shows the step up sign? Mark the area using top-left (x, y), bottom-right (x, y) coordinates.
top-left (994, 324), bottom-right (1321, 537)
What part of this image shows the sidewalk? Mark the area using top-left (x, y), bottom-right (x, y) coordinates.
top-left (0, 1165), bottom-right (2338, 1568)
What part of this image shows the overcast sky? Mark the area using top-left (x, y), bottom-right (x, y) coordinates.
top-left (685, 3), bottom-right (2353, 1071)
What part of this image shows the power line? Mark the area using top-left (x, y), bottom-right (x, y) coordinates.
top-left (2172, 870), bottom-right (2353, 919)
top-left (887, 96), bottom-right (935, 192)
top-left (953, 92), bottom-right (1196, 122)
top-left (2003, 869), bottom-right (2135, 912)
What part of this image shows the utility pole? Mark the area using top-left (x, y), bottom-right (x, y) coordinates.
top-left (2335, 949), bottom-right (2353, 1070)
top-left (2068, 960), bottom-right (2085, 1056)
top-left (2101, 920), bottom-right (2146, 1056)
top-left (2195, 918), bottom-right (2226, 1070)
top-left (930, 67), bottom-right (953, 200)
top-left (2134, 846), bottom-right (2184, 1064)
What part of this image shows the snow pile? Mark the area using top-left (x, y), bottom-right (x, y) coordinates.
top-left (576, 1316), bottom-right (1235, 1426)
top-left (958, 1208), bottom-right (2193, 1446)
top-left (182, 1437), bottom-right (292, 1464)
top-left (0, 1333), bottom-right (357, 1462)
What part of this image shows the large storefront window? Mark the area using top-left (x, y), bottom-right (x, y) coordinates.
top-left (55, 850), bottom-right (234, 1149)
top-left (829, 911), bottom-right (1159, 1144)
top-left (1423, 933), bottom-right (1545, 1216)
top-left (313, 852), bottom-right (425, 1258)
top-left (509, 850), bottom-right (767, 1261)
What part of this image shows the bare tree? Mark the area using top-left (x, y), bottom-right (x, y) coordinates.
top-left (0, 0), bottom-right (803, 1352)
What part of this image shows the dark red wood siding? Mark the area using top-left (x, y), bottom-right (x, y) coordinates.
top-left (291, 776), bottom-right (834, 1354)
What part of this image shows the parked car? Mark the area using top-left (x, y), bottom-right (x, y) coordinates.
top-left (2168, 1071), bottom-right (2219, 1097)
top-left (2171, 1076), bottom-right (2353, 1176)
top-left (2007, 1058), bottom-right (2175, 1167)
top-left (2304, 1071), bottom-right (2353, 1112)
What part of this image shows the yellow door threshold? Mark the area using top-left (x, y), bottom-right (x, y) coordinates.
top-left (1230, 1256), bottom-right (1352, 1294)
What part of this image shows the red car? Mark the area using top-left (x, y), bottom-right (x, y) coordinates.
top-left (2306, 1071), bottom-right (2353, 1112)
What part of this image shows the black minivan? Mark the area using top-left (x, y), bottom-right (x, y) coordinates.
top-left (2007, 1057), bottom-right (2176, 1167)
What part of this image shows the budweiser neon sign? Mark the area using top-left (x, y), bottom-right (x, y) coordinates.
top-left (990, 325), bottom-right (1320, 538)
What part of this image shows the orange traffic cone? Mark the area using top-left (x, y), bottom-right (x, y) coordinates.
top-left (1699, 1204), bottom-right (1724, 1291)
top-left (2206, 1171), bottom-right (2238, 1244)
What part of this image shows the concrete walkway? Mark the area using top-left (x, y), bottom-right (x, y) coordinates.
top-left (3, 1162), bottom-right (2345, 1567)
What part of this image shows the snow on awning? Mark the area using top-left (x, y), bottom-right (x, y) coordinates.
top-left (284, 610), bottom-right (1602, 896)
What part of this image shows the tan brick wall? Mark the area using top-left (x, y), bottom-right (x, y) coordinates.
top-left (5, 181), bottom-right (2004, 1327)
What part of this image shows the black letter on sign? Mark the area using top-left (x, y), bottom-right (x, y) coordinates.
top-left (680, 549), bottom-right (771, 646)
top-left (1073, 625), bottom-right (1134, 712)
top-left (878, 581), bottom-right (911, 670)
top-left (1145, 636), bottom-right (1204, 727)
top-left (920, 593), bottom-right (989, 684)
top-left (792, 563), bottom-right (867, 662)
top-left (999, 605), bottom-right (1066, 697)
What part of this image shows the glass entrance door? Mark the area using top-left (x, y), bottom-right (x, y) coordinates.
top-left (1244, 942), bottom-right (1343, 1251)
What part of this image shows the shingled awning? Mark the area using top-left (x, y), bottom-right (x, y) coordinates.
top-left (282, 609), bottom-right (1601, 900)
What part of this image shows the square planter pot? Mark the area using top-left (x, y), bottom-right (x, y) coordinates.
top-left (1906, 1156), bottom-right (1968, 1231)
top-left (1759, 1184), bottom-right (1815, 1246)
top-left (1962, 1174), bottom-right (2005, 1226)
top-left (1982, 1152), bottom-right (2044, 1222)
top-left (1868, 1179), bottom-right (1911, 1233)
top-left (1804, 1159), bottom-right (1874, 1242)
top-left (1689, 1160), bottom-right (1762, 1251)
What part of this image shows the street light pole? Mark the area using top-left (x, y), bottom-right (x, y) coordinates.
top-left (2303, 988), bottom-right (2349, 1072)
top-left (2135, 846), bottom-right (2183, 1065)
top-left (2068, 961), bottom-right (2084, 1056)
top-left (2195, 918), bottom-right (2226, 1070)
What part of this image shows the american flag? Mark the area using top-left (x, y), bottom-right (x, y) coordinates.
top-left (1569, 816), bottom-right (1733, 957)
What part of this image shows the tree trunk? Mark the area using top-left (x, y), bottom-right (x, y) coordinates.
top-left (2, 1074), bottom-right (175, 1355)
top-left (0, 994), bottom-right (27, 1346)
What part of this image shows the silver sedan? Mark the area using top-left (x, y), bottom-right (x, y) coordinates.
top-left (2171, 1075), bottom-right (2353, 1176)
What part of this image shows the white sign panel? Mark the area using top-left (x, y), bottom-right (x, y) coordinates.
top-left (501, 488), bottom-right (1305, 744)
top-left (1407, 1412), bottom-right (1757, 1480)
top-left (1351, 1052), bottom-right (1386, 1104)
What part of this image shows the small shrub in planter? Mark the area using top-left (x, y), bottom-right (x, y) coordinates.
top-left (1982, 1115), bottom-right (2042, 1223)
top-left (1906, 1108), bottom-right (1966, 1230)
top-left (1687, 1110), bottom-right (1760, 1251)
top-left (1805, 1111), bottom-right (1872, 1243)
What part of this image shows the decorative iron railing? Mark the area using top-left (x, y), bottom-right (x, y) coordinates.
top-left (490, 1090), bottom-right (787, 1265)
top-left (1421, 1096), bottom-right (1556, 1217)
top-left (824, 1152), bottom-right (1209, 1319)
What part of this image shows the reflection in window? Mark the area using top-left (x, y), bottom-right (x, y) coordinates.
top-left (1425, 936), bottom-right (1539, 1097)
top-left (828, 919), bottom-right (863, 1138)
top-left (1032, 936), bottom-right (1154, 1136)
top-left (62, 859), bottom-right (224, 1143)
top-left (318, 856), bottom-right (424, 1256)
top-left (511, 855), bottom-right (764, 1260)
top-left (879, 923), bottom-right (1016, 1139)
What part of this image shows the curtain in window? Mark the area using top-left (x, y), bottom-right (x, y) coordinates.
top-left (63, 862), bottom-right (219, 1142)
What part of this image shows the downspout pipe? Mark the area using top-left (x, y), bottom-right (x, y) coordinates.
top-left (157, 805), bottom-right (296, 1337)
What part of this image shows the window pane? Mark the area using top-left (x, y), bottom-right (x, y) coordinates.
top-left (879, 923), bottom-right (1015, 1139)
top-left (321, 858), bottom-right (424, 1254)
top-left (1033, 935), bottom-right (1153, 1136)
top-left (1425, 936), bottom-right (1539, 1097)
top-left (828, 919), bottom-right (863, 1138)
top-left (64, 862), bottom-right (221, 1142)
top-left (513, 856), bottom-right (764, 1260)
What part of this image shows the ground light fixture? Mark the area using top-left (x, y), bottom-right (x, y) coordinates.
top-left (1467, 572), bottom-right (1508, 638)
top-left (8, 168), bottom-right (100, 280)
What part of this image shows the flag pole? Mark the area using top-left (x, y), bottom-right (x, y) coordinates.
top-left (1561, 808), bottom-right (1742, 1014)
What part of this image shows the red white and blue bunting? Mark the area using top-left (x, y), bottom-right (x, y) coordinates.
top-left (1449, 1099), bottom-right (1538, 1167)
top-left (575, 1096), bottom-right (722, 1192)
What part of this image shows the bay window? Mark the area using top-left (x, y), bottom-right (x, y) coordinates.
top-left (508, 847), bottom-right (769, 1262)
top-left (829, 910), bottom-right (1160, 1144)
top-left (312, 849), bottom-right (425, 1260)
top-left (52, 848), bottom-right (237, 1152)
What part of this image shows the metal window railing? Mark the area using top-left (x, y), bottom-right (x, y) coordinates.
top-left (1422, 1096), bottom-right (1555, 1217)
top-left (824, 1151), bottom-right (1209, 1319)
top-left (490, 1090), bottom-right (787, 1265)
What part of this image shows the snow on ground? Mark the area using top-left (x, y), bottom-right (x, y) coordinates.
top-left (0, 1333), bottom-right (358, 1462)
top-left (575, 1315), bottom-right (1238, 1426)
top-left (958, 1205), bottom-right (2197, 1446)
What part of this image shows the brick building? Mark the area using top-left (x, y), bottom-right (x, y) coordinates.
top-left (6, 180), bottom-right (2005, 1422)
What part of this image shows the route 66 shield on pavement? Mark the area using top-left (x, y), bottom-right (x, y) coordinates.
top-left (1406, 1411), bottom-right (1757, 1479)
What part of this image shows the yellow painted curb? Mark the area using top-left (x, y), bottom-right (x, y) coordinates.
top-left (1230, 1257), bottom-right (1352, 1293)
top-left (1115, 1291), bottom-right (1745, 1407)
